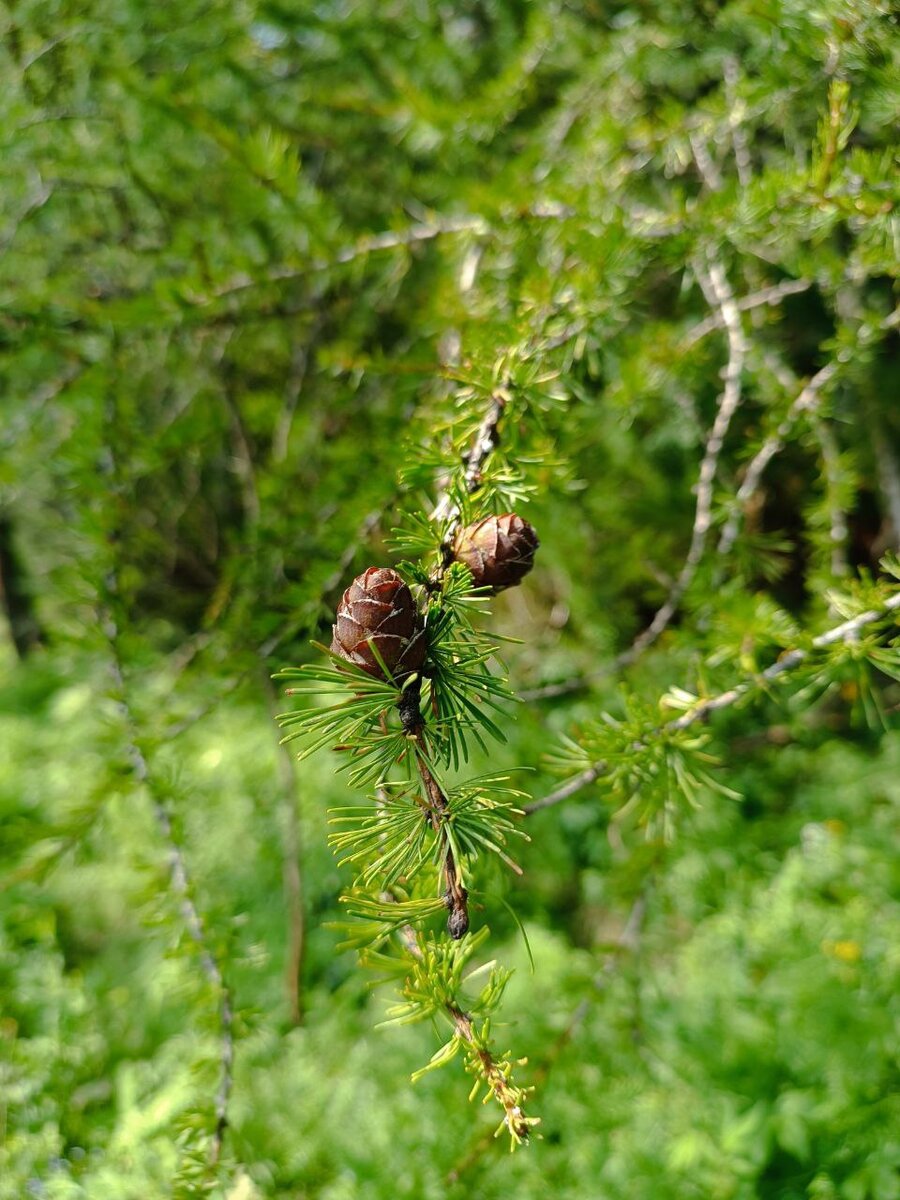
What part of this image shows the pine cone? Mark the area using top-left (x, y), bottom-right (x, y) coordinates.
top-left (452, 513), bottom-right (539, 592)
top-left (330, 567), bottom-right (426, 680)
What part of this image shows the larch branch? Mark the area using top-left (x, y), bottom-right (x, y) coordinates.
top-left (619, 257), bottom-right (747, 666)
top-left (526, 591), bottom-right (900, 814)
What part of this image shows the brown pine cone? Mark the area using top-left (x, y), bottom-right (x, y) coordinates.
top-left (452, 513), bottom-right (539, 592)
top-left (330, 567), bottom-right (426, 680)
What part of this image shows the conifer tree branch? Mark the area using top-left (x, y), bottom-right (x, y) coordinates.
top-left (205, 205), bottom-right (575, 304)
top-left (431, 387), bottom-right (507, 534)
top-left (620, 257), bottom-right (747, 666)
top-left (723, 55), bottom-right (753, 189)
top-left (689, 132), bottom-right (724, 192)
top-left (446, 1002), bottom-right (534, 1142)
top-left (869, 407), bottom-right (900, 545)
top-left (390, 921), bottom-right (535, 1143)
top-left (395, 679), bottom-right (469, 936)
top-left (680, 278), bottom-right (811, 349)
top-left (526, 591), bottom-right (900, 814)
top-left (717, 359), bottom-right (838, 556)
top-left (717, 306), bottom-right (898, 559)
top-left (102, 603), bottom-right (235, 1163)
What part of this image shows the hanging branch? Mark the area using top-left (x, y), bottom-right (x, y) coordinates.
top-left (274, 378), bottom-right (546, 1144)
top-left (394, 922), bottom-right (535, 1145)
top-left (718, 306), bottom-right (899, 558)
top-left (447, 888), bottom-right (648, 1183)
top-left (680, 278), bottom-right (811, 349)
top-left (102, 600), bottom-right (234, 1163)
top-left (99, 404), bottom-right (234, 1164)
top-left (526, 589), bottom-right (900, 814)
top-left (717, 359), bottom-right (838, 556)
top-left (723, 55), bottom-right (753, 189)
top-left (203, 203), bottom-right (575, 306)
top-left (620, 256), bottom-right (747, 666)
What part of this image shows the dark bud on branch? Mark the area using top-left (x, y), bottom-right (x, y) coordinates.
top-left (452, 513), bottom-right (539, 592)
top-left (445, 888), bottom-right (470, 940)
top-left (331, 567), bottom-right (426, 680)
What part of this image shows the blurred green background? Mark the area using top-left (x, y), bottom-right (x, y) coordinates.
top-left (1, 1), bottom-right (898, 1197)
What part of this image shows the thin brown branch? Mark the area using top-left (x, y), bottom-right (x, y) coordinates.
top-left (446, 1003), bottom-right (533, 1143)
top-left (393, 919), bottom-right (534, 1146)
top-left (447, 891), bottom-right (648, 1183)
top-left (399, 687), bottom-right (468, 938)
top-left (526, 591), bottom-right (900, 813)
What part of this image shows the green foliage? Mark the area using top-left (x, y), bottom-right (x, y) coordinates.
top-left (2, 0), bottom-right (899, 1195)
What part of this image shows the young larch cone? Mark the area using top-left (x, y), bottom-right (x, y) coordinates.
top-left (452, 513), bottom-right (539, 592)
top-left (330, 567), bottom-right (426, 680)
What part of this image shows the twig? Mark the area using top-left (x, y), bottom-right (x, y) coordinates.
top-left (717, 360), bottom-right (838, 556)
top-left (393, 920), bottom-right (534, 1146)
top-left (204, 215), bottom-right (489, 302)
top-left (263, 671), bottom-right (306, 1025)
top-left (103, 603), bottom-right (234, 1162)
top-left (525, 591), bottom-right (900, 813)
top-left (680, 278), bottom-right (811, 349)
top-left (271, 337), bottom-right (314, 464)
top-left (723, 56), bottom-right (753, 189)
top-left (524, 764), bottom-right (605, 815)
top-left (447, 891), bottom-right (648, 1183)
top-left (619, 257), bottom-right (747, 666)
top-left (717, 305), bottom-right (898, 558)
top-left (689, 132), bottom-right (724, 191)
top-left (431, 388), bottom-right (507, 532)
top-left (398, 681), bottom-right (469, 938)
top-left (446, 1003), bottom-right (533, 1143)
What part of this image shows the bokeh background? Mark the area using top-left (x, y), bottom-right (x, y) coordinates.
top-left (1, 2), bottom-right (899, 1198)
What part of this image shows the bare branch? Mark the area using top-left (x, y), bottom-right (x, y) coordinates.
top-left (717, 360), bottom-right (838, 556)
top-left (619, 257), bottom-right (747, 666)
top-left (689, 132), bottom-right (724, 191)
top-left (525, 591), bottom-right (900, 813)
top-left (263, 672), bottom-right (306, 1025)
top-left (524, 764), bottom-right (605, 815)
top-left (718, 307), bottom-right (898, 558)
top-left (681, 278), bottom-right (812, 349)
top-left (103, 604), bottom-right (234, 1161)
top-left (723, 56), bottom-right (753, 188)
